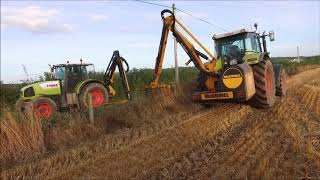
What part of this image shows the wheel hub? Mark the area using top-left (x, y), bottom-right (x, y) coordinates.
top-left (35, 102), bottom-right (52, 118)
top-left (90, 90), bottom-right (105, 107)
top-left (266, 69), bottom-right (272, 96)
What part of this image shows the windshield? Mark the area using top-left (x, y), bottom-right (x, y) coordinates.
top-left (69, 66), bottom-right (87, 76)
top-left (215, 32), bottom-right (260, 58)
top-left (215, 34), bottom-right (245, 59)
top-left (54, 66), bottom-right (65, 80)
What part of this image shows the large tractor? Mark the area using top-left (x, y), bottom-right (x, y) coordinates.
top-left (146, 9), bottom-right (286, 108)
top-left (16, 51), bottom-right (131, 118)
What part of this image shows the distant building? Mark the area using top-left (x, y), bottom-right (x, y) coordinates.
top-left (290, 58), bottom-right (303, 63)
top-left (289, 46), bottom-right (303, 63)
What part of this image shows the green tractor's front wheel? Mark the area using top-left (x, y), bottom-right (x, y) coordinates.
top-left (79, 83), bottom-right (108, 109)
top-left (27, 97), bottom-right (57, 119)
top-left (15, 99), bottom-right (26, 115)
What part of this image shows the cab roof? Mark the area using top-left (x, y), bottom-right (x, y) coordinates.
top-left (213, 29), bottom-right (255, 40)
top-left (53, 63), bottom-right (93, 67)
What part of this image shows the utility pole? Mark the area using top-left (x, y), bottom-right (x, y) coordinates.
top-left (172, 3), bottom-right (179, 84)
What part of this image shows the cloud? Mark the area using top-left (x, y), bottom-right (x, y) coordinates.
top-left (1, 6), bottom-right (77, 34)
top-left (89, 14), bottom-right (109, 22)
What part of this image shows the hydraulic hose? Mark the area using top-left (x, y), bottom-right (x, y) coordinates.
top-left (161, 9), bottom-right (175, 31)
top-left (121, 57), bottom-right (130, 73)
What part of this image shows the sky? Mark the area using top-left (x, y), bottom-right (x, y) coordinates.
top-left (1, 1), bottom-right (320, 83)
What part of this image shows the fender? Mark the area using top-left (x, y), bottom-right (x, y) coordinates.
top-left (75, 79), bottom-right (105, 94)
top-left (258, 52), bottom-right (270, 62)
top-left (243, 52), bottom-right (269, 65)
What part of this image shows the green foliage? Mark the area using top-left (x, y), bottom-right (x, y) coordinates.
top-left (1, 55), bottom-right (319, 106)
top-left (0, 84), bottom-right (26, 107)
top-left (92, 67), bottom-right (199, 97)
top-left (273, 55), bottom-right (320, 75)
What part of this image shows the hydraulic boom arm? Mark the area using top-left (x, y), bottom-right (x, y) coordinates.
top-left (149, 9), bottom-right (217, 89)
top-left (104, 50), bottom-right (132, 100)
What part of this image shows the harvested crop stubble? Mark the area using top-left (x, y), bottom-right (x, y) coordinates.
top-left (146, 68), bottom-right (320, 179)
top-left (1, 67), bottom-right (320, 179)
top-left (0, 83), bottom-right (203, 178)
top-left (57, 104), bottom-right (253, 179)
top-left (0, 112), bottom-right (45, 167)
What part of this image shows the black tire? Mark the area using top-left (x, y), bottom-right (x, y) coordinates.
top-left (275, 67), bottom-right (287, 96)
top-left (195, 72), bottom-right (207, 92)
top-left (79, 83), bottom-right (108, 109)
top-left (251, 60), bottom-right (276, 108)
top-left (15, 99), bottom-right (25, 115)
top-left (195, 72), bottom-right (215, 108)
top-left (27, 97), bottom-right (57, 119)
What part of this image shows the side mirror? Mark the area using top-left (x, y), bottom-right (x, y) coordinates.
top-left (254, 22), bottom-right (258, 31)
top-left (269, 31), bottom-right (275, 41)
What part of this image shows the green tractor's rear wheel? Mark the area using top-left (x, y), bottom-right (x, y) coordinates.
top-left (274, 66), bottom-right (287, 96)
top-left (252, 60), bottom-right (276, 108)
top-left (27, 97), bottom-right (57, 119)
top-left (79, 83), bottom-right (108, 109)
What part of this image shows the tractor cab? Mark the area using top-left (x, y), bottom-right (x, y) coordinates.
top-left (51, 62), bottom-right (94, 93)
top-left (213, 28), bottom-right (274, 69)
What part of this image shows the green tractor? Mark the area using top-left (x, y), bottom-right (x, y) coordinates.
top-left (16, 51), bottom-right (131, 118)
top-left (148, 9), bottom-right (286, 108)
top-left (193, 23), bottom-right (287, 108)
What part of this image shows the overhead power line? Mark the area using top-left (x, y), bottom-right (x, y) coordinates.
top-left (135, 0), bottom-right (171, 8)
top-left (175, 8), bottom-right (229, 32)
top-left (134, 0), bottom-right (229, 32)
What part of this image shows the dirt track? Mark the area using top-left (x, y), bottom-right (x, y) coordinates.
top-left (1, 68), bottom-right (320, 179)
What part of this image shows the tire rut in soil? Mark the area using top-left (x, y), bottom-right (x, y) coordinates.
top-left (300, 85), bottom-right (320, 116)
top-left (277, 90), bottom-right (320, 175)
top-left (144, 68), bottom-right (320, 179)
top-left (53, 104), bottom-right (253, 179)
top-left (143, 108), bottom-right (262, 179)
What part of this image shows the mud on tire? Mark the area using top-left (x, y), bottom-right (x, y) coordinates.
top-left (79, 83), bottom-right (108, 109)
top-left (251, 60), bottom-right (276, 108)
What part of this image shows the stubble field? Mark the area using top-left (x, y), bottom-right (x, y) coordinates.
top-left (1, 67), bottom-right (320, 179)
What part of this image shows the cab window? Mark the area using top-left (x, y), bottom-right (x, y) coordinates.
top-left (245, 33), bottom-right (261, 52)
top-left (219, 38), bottom-right (245, 58)
top-left (244, 37), bottom-right (254, 51)
top-left (68, 66), bottom-right (87, 77)
top-left (54, 67), bottom-right (65, 80)
top-left (254, 35), bottom-right (261, 52)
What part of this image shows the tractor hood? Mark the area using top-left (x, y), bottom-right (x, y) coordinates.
top-left (20, 80), bottom-right (62, 99)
